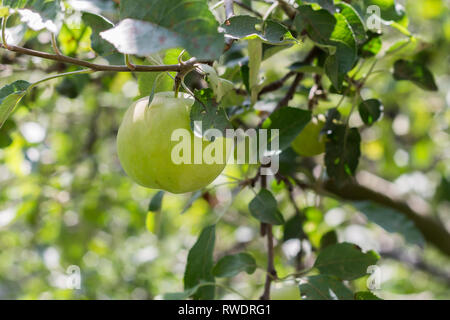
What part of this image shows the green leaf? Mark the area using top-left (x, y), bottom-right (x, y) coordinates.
top-left (314, 242), bottom-right (379, 280)
top-left (393, 60), bottom-right (438, 91)
top-left (0, 80), bottom-right (31, 129)
top-left (359, 32), bottom-right (382, 57)
top-left (163, 284), bottom-right (202, 300)
top-left (101, 0), bottom-right (224, 59)
top-left (354, 291), bottom-right (382, 300)
top-left (299, 275), bottom-right (353, 300)
top-left (190, 89), bottom-right (232, 139)
top-left (361, 0), bottom-right (405, 23)
top-left (222, 15), bottom-right (296, 45)
top-left (319, 230), bottom-right (338, 249)
top-left (184, 225), bottom-right (216, 300)
top-left (283, 214), bottom-right (305, 242)
top-left (197, 64), bottom-right (234, 102)
top-left (325, 125), bottom-right (361, 184)
top-left (148, 191), bottom-right (164, 212)
top-left (358, 99), bottom-right (383, 126)
top-left (297, 0), bottom-right (336, 14)
top-left (249, 189), bottom-right (284, 225)
top-left (353, 201), bottom-right (425, 246)
top-left (213, 253), bottom-right (257, 278)
top-left (295, 6), bottom-right (357, 91)
top-left (0, 119), bottom-right (14, 148)
top-left (10, 0), bottom-right (62, 33)
top-left (81, 12), bottom-right (115, 55)
top-left (264, 107), bottom-right (312, 151)
top-left (337, 3), bottom-right (367, 45)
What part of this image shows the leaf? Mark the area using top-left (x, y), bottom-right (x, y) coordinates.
top-left (0, 80), bottom-right (31, 129)
top-left (314, 242), bottom-right (379, 280)
top-left (324, 125), bottom-right (361, 184)
top-left (299, 275), bottom-right (353, 300)
top-left (222, 15), bottom-right (296, 45)
top-left (8, 0), bottom-right (63, 33)
top-left (321, 107), bottom-right (341, 135)
top-left (362, 0), bottom-right (406, 23)
top-left (0, 120), bottom-right (15, 148)
top-left (283, 214), bottom-right (305, 242)
top-left (298, 0), bottom-right (336, 14)
top-left (295, 6), bottom-right (357, 90)
top-left (102, 0), bottom-right (224, 59)
top-left (358, 99), bottom-right (383, 126)
top-left (264, 107), bottom-right (312, 151)
top-left (393, 60), bottom-right (438, 91)
top-left (197, 64), bottom-right (234, 102)
top-left (163, 284), bottom-right (202, 300)
top-left (190, 89), bottom-right (231, 139)
top-left (337, 3), bottom-right (367, 45)
top-left (359, 32), bottom-right (382, 57)
top-left (354, 291), bottom-right (382, 300)
top-left (212, 253), bottom-right (257, 278)
top-left (248, 189), bottom-right (284, 225)
top-left (319, 230), bottom-right (338, 249)
top-left (184, 225), bottom-right (216, 300)
top-left (148, 191), bottom-right (164, 212)
top-left (81, 12), bottom-right (115, 55)
top-left (353, 201), bottom-right (425, 246)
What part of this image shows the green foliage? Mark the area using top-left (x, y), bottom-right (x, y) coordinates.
top-left (213, 253), bottom-right (256, 278)
top-left (314, 243), bottom-right (379, 280)
top-left (184, 225), bottom-right (216, 300)
top-left (354, 201), bottom-right (425, 246)
top-left (249, 189), bottom-right (284, 225)
top-left (0, 0), bottom-right (449, 301)
top-left (299, 275), bottom-right (353, 300)
top-left (101, 0), bottom-right (224, 59)
top-left (0, 80), bottom-right (30, 128)
top-left (393, 59), bottom-right (438, 91)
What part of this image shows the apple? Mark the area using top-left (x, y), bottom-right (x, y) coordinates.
top-left (291, 116), bottom-right (326, 157)
top-left (116, 92), bottom-right (228, 194)
top-left (270, 283), bottom-right (301, 300)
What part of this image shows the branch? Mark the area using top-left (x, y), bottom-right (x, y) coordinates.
top-left (260, 224), bottom-right (277, 300)
top-left (273, 72), bottom-right (304, 111)
top-left (0, 43), bottom-right (195, 72)
top-left (293, 174), bottom-right (450, 257)
top-left (258, 70), bottom-right (296, 97)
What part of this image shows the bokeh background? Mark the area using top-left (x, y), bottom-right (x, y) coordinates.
top-left (0, 0), bottom-right (449, 299)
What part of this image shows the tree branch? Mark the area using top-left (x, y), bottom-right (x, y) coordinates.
top-left (0, 43), bottom-right (195, 72)
top-left (260, 224), bottom-right (277, 300)
top-left (292, 175), bottom-right (450, 257)
top-left (234, 0), bottom-right (263, 18)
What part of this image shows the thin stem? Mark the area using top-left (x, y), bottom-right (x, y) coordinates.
top-left (1, 15), bottom-right (8, 47)
top-left (51, 33), bottom-right (62, 55)
top-left (125, 54), bottom-right (136, 70)
top-left (27, 69), bottom-right (95, 91)
top-left (260, 224), bottom-right (277, 300)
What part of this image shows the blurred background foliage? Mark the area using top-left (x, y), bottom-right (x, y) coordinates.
top-left (0, 0), bottom-right (449, 299)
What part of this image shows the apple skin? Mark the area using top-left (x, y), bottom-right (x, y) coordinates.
top-left (116, 92), bottom-right (227, 194)
top-left (271, 284), bottom-right (301, 300)
top-left (291, 117), bottom-right (326, 157)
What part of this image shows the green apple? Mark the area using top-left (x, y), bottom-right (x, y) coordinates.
top-left (271, 283), bottom-right (301, 300)
top-left (116, 92), bottom-right (228, 194)
top-left (291, 116), bottom-right (326, 157)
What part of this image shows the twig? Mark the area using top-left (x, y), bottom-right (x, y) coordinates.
top-left (273, 72), bottom-right (304, 111)
top-left (258, 70), bottom-right (296, 97)
top-left (0, 43), bottom-right (200, 72)
top-left (260, 224), bottom-right (277, 300)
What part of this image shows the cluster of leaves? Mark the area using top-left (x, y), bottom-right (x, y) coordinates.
top-left (0, 0), bottom-right (449, 300)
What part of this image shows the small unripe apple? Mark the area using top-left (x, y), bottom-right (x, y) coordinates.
top-left (116, 92), bottom-right (227, 194)
top-left (291, 116), bottom-right (326, 157)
